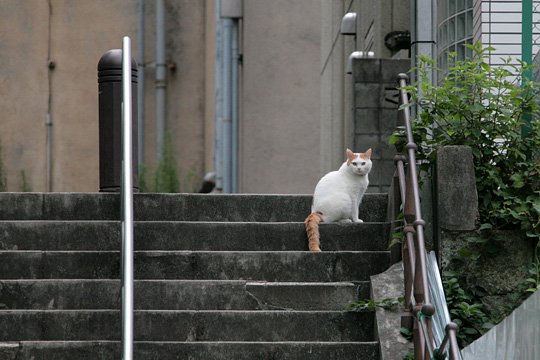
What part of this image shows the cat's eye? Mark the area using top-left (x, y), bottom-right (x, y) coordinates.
top-left (361, 162), bottom-right (366, 166)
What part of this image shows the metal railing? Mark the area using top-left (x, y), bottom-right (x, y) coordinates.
top-left (394, 73), bottom-right (460, 360)
top-left (121, 36), bottom-right (135, 360)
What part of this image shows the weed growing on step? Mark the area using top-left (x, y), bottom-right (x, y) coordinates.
top-left (347, 296), bottom-right (403, 312)
top-left (19, 170), bottom-right (32, 192)
top-left (0, 140), bottom-right (6, 191)
top-left (138, 133), bottom-right (200, 193)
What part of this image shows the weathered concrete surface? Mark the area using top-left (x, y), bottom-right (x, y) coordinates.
top-left (0, 342), bottom-right (18, 360)
top-left (371, 262), bottom-right (413, 360)
top-left (0, 192), bottom-right (388, 222)
top-left (0, 221), bottom-right (389, 251)
top-left (462, 289), bottom-right (540, 360)
top-left (436, 145), bottom-right (479, 267)
top-left (446, 231), bottom-right (535, 323)
top-left (0, 279), bottom-right (369, 311)
top-left (353, 58), bottom-right (410, 193)
top-left (13, 341), bottom-right (380, 360)
top-left (0, 310), bottom-right (374, 342)
top-left (0, 192), bottom-right (392, 359)
top-left (436, 146), bottom-right (478, 231)
top-left (0, 250), bottom-right (390, 282)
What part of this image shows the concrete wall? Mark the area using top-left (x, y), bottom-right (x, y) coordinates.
top-left (0, 0), bottom-right (409, 194)
top-left (0, 0), bottom-right (210, 192)
top-left (356, 0), bottom-right (410, 60)
top-left (240, 0), bottom-right (321, 193)
top-left (0, 0), bottom-right (323, 194)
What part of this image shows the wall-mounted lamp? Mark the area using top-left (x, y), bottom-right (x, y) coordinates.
top-left (340, 12), bottom-right (357, 36)
top-left (384, 30), bottom-right (410, 52)
top-left (346, 51), bottom-right (375, 74)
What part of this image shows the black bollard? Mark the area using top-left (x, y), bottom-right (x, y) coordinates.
top-left (98, 49), bottom-right (138, 192)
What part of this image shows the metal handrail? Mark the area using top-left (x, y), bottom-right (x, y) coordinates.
top-left (121, 36), bottom-right (135, 360)
top-left (394, 73), bottom-right (460, 360)
top-left (434, 323), bottom-right (460, 360)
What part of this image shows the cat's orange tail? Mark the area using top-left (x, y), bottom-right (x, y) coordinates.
top-left (304, 211), bottom-right (323, 252)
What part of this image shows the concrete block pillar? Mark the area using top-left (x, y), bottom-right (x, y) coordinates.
top-left (434, 145), bottom-right (478, 265)
top-left (352, 58), bottom-right (409, 192)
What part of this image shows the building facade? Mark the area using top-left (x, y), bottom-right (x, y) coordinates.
top-left (0, 0), bottom-right (322, 194)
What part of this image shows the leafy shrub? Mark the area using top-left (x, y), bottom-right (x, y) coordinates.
top-left (443, 271), bottom-right (493, 347)
top-left (390, 43), bottom-right (540, 346)
top-left (392, 43), bottom-right (540, 241)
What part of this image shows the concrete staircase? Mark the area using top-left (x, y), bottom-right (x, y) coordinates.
top-left (0, 192), bottom-right (391, 359)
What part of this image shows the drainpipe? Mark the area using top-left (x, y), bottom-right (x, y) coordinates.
top-left (222, 18), bottom-right (233, 193)
top-left (46, 0), bottom-right (54, 192)
top-left (155, 0), bottom-right (166, 160)
top-left (214, 0), bottom-right (224, 191)
top-left (137, 0), bottom-right (145, 165)
top-left (410, 0), bottom-right (436, 84)
top-left (219, 0), bottom-right (242, 193)
top-left (231, 20), bottom-right (239, 193)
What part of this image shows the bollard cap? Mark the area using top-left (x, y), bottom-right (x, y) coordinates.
top-left (98, 49), bottom-right (137, 71)
top-left (98, 49), bottom-right (137, 83)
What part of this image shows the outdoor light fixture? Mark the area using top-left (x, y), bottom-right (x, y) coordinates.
top-left (384, 30), bottom-right (411, 52)
top-left (340, 12), bottom-right (357, 36)
top-left (346, 51), bottom-right (375, 74)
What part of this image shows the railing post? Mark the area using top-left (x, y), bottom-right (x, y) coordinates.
top-left (98, 49), bottom-right (139, 192)
top-left (121, 36), bottom-right (135, 360)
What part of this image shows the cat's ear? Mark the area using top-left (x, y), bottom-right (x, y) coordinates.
top-left (346, 148), bottom-right (355, 160)
top-left (365, 148), bottom-right (372, 158)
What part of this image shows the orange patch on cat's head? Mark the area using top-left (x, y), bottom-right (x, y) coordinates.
top-left (346, 148), bottom-right (372, 165)
top-left (360, 148), bottom-right (372, 160)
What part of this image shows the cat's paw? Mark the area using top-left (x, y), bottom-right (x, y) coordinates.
top-left (353, 218), bottom-right (364, 223)
top-left (339, 219), bottom-right (353, 223)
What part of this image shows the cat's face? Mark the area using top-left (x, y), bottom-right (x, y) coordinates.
top-left (346, 148), bottom-right (372, 176)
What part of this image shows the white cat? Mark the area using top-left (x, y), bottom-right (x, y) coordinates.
top-left (305, 148), bottom-right (372, 252)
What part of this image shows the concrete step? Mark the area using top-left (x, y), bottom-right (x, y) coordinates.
top-left (0, 279), bottom-right (370, 311)
top-left (0, 221), bottom-right (390, 251)
top-left (0, 192), bottom-right (388, 222)
top-left (0, 251), bottom-right (390, 281)
top-left (0, 310), bottom-right (375, 342)
top-left (1, 340), bottom-right (380, 360)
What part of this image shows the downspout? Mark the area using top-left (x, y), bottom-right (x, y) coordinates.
top-left (46, 0), bottom-right (54, 192)
top-left (137, 0), bottom-right (145, 165)
top-left (222, 18), bottom-right (233, 193)
top-left (218, 0), bottom-right (242, 193)
top-left (155, 0), bottom-right (166, 160)
top-left (214, 0), bottom-right (224, 191)
top-left (410, 0), bottom-right (436, 85)
top-left (231, 20), bottom-right (239, 193)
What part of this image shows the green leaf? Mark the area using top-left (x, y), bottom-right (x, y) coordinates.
top-left (510, 174), bottom-right (525, 189)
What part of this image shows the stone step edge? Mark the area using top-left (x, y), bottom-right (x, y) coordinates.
top-left (0, 250), bottom-right (389, 254)
top-left (0, 279), bottom-right (366, 285)
top-left (0, 220), bottom-right (390, 225)
top-left (0, 309), bottom-right (363, 314)
top-left (2, 340), bottom-right (379, 344)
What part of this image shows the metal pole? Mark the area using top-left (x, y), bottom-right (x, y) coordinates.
top-left (214, 0), bottom-right (224, 192)
top-left (155, 0), bottom-right (166, 160)
top-left (121, 36), bottom-right (135, 360)
top-left (137, 0), bottom-right (145, 165)
top-left (222, 18), bottom-right (233, 193)
top-left (231, 19), bottom-right (239, 193)
top-left (522, 0), bottom-right (533, 138)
